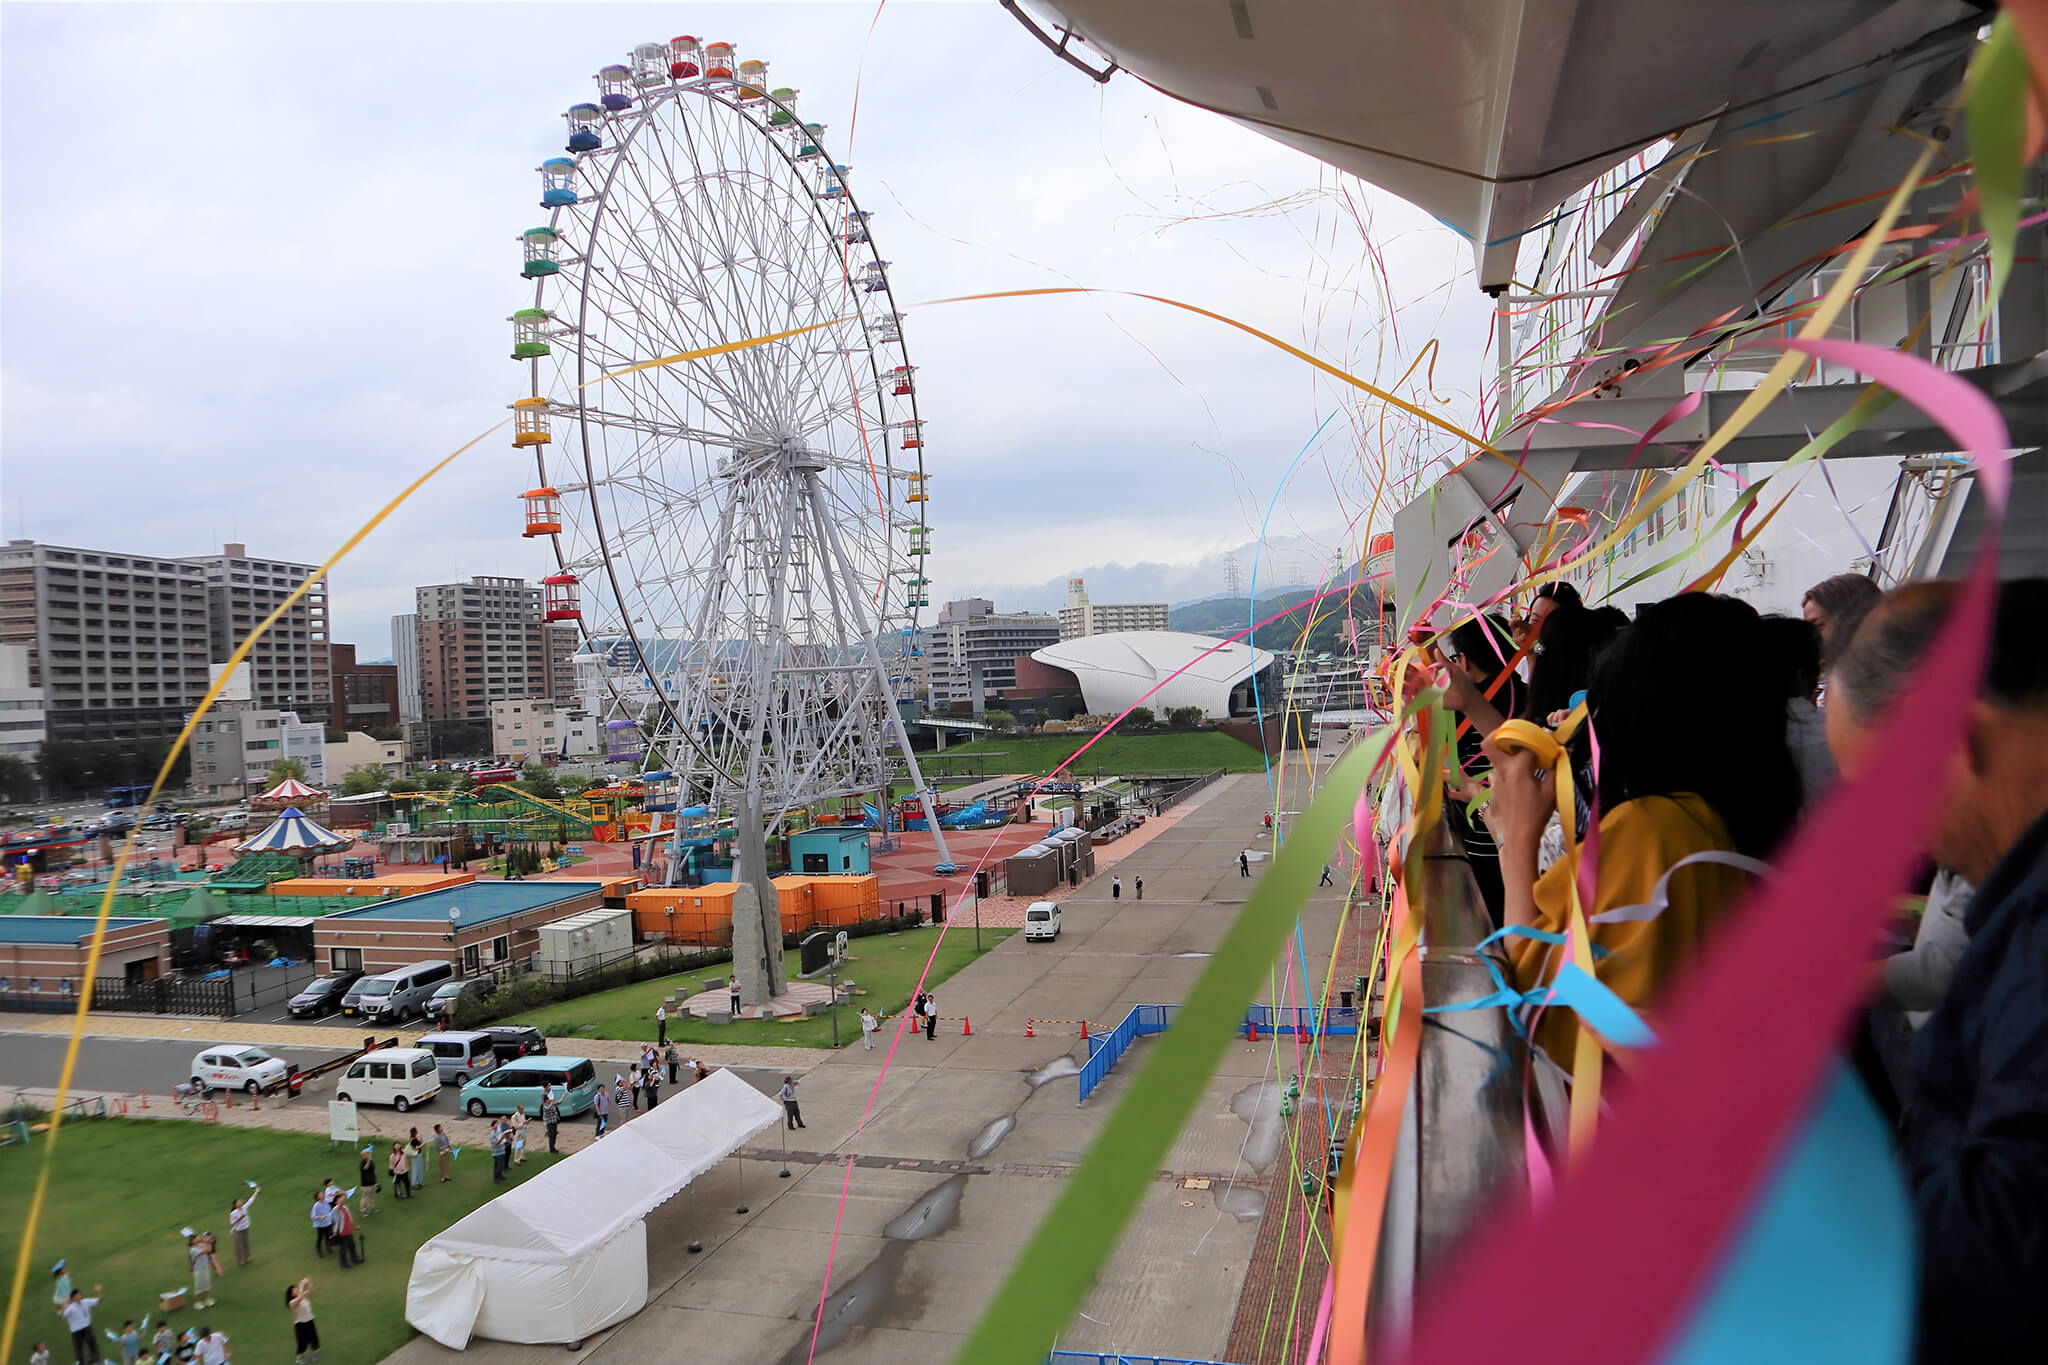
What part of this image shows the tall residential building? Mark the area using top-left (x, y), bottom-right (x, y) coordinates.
top-left (0, 540), bottom-right (213, 742)
top-left (189, 707), bottom-right (328, 797)
top-left (1057, 578), bottom-right (1171, 640)
top-left (180, 543), bottom-right (330, 714)
top-left (0, 643), bottom-right (49, 764)
top-left (390, 613), bottom-right (421, 720)
top-left (413, 576), bottom-right (577, 723)
top-left (489, 696), bottom-right (600, 761)
top-left (328, 643), bottom-right (401, 735)
top-left (929, 598), bottom-right (1059, 713)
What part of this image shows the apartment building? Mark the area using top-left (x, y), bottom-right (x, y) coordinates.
top-left (413, 577), bottom-right (578, 722)
top-left (1057, 578), bottom-right (1171, 640)
top-left (189, 708), bottom-right (327, 796)
top-left (181, 543), bottom-right (330, 714)
top-left (328, 643), bottom-right (401, 735)
top-left (390, 613), bottom-right (422, 720)
top-left (489, 697), bottom-right (601, 761)
top-left (0, 644), bottom-right (48, 763)
top-left (0, 540), bottom-right (213, 742)
top-left (929, 598), bottom-right (1059, 712)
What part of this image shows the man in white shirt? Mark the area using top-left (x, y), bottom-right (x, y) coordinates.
top-left (58, 1287), bottom-right (103, 1365)
top-left (858, 1009), bottom-right (878, 1050)
top-left (195, 1328), bottom-right (229, 1365)
top-left (654, 1003), bottom-right (667, 1045)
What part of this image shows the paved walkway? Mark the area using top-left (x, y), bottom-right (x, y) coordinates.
top-left (369, 755), bottom-right (1361, 1365)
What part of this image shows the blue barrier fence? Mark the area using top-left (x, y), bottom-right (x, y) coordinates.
top-left (1049, 1354), bottom-right (1247, 1365)
top-left (1076, 1003), bottom-right (1178, 1103)
top-left (1240, 1004), bottom-right (1361, 1038)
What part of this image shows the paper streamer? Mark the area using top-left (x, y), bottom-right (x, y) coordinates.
top-left (1388, 337), bottom-right (2011, 1365)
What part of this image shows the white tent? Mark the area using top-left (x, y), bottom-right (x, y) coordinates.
top-left (405, 1068), bottom-right (784, 1348)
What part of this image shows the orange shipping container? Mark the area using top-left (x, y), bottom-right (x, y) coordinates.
top-left (630, 884), bottom-right (738, 943)
top-left (808, 873), bottom-right (881, 926)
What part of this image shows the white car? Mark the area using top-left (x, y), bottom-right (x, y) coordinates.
top-left (1024, 901), bottom-right (1062, 941)
top-left (190, 1045), bottom-right (292, 1095)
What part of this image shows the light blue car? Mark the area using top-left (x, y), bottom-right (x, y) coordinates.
top-left (460, 1056), bottom-right (601, 1118)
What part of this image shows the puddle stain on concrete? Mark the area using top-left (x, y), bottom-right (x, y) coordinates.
top-left (1228, 1080), bottom-right (1286, 1173)
top-left (967, 1115), bottom-right (1015, 1160)
top-left (1212, 1185), bottom-right (1266, 1222)
top-left (779, 1174), bottom-right (969, 1362)
top-left (1026, 1055), bottom-right (1081, 1088)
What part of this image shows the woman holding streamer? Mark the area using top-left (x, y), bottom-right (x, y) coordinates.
top-left (1439, 613), bottom-right (1525, 927)
top-left (1483, 593), bottom-right (1801, 1073)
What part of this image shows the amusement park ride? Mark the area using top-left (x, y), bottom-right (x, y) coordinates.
top-left (508, 36), bottom-right (955, 1008)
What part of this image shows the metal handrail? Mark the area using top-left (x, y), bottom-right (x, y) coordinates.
top-left (1368, 818), bottom-right (1529, 1349)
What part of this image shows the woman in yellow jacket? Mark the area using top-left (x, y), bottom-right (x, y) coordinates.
top-left (1482, 593), bottom-right (1804, 1069)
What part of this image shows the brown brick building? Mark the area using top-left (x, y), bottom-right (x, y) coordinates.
top-left (412, 577), bottom-right (578, 723)
top-left (328, 642), bottom-right (401, 735)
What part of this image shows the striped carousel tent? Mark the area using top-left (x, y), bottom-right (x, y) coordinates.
top-left (236, 807), bottom-right (353, 857)
top-left (253, 776), bottom-right (325, 809)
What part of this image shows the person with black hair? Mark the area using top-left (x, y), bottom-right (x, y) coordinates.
top-left (1519, 603), bottom-right (1628, 871)
top-left (1757, 614), bottom-right (1834, 802)
top-left (1439, 613), bottom-right (1526, 926)
top-left (1484, 593), bottom-right (1800, 1069)
top-left (1801, 572), bottom-right (1883, 666)
top-left (1824, 578), bottom-right (2048, 1365)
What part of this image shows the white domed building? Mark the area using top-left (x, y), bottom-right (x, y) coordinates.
top-left (1026, 631), bottom-right (1276, 720)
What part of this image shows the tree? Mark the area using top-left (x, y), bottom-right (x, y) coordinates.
top-left (388, 776), bottom-right (423, 795)
top-left (339, 764), bottom-right (387, 797)
top-left (1126, 706), bottom-right (1155, 729)
top-left (1165, 706), bottom-right (1204, 730)
top-left (265, 757), bottom-right (310, 786)
top-left (981, 709), bottom-right (1016, 733)
top-left (521, 763), bottom-right (564, 802)
top-left (0, 754), bottom-right (36, 802)
top-left (370, 726), bottom-right (406, 742)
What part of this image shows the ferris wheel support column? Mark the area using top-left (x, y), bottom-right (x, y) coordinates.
top-left (802, 475), bottom-right (958, 873)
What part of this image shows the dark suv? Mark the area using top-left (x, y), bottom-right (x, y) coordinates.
top-left (480, 1025), bottom-right (548, 1061)
top-left (286, 972), bottom-right (363, 1019)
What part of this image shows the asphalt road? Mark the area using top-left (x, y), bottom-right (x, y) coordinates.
top-left (0, 1034), bottom-right (360, 1100)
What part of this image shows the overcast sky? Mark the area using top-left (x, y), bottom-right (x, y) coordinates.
top-left (0, 2), bottom-right (1490, 654)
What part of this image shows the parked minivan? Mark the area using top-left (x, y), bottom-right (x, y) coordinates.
top-left (1024, 901), bottom-right (1062, 941)
top-left (333, 1047), bottom-right (441, 1112)
top-left (417, 1031), bottom-right (499, 1087)
top-left (460, 1056), bottom-right (601, 1118)
top-left (343, 960), bottom-right (456, 1022)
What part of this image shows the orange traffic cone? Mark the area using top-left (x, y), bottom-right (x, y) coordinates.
top-left (961, 1016), bottom-right (972, 1037)
top-left (139, 1090), bottom-right (149, 1110)
top-left (1079, 1019), bottom-right (1089, 1041)
top-left (1247, 1016), bottom-right (1259, 1042)
top-left (1025, 1020), bottom-right (1035, 1038)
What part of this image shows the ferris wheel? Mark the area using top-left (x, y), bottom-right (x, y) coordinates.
top-left (508, 36), bottom-right (954, 879)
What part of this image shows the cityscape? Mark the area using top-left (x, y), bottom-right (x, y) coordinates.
top-left (3, 6), bottom-right (2045, 1365)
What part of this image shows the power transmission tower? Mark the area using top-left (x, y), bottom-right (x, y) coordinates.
top-left (1222, 551), bottom-right (1244, 599)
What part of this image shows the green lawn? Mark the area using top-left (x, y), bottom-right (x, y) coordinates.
top-left (915, 730), bottom-right (1265, 778)
top-left (0, 1119), bottom-right (560, 1365)
top-left (504, 925), bottom-right (1013, 1048)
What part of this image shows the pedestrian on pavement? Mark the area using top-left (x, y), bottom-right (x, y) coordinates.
top-left (326, 1195), bottom-right (360, 1269)
top-left (1263, 812), bottom-right (1273, 833)
top-left (58, 1287), bottom-right (103, 1365)
top-left (655, 1003), bottom-right (667, 1045)
top-left (432, 1125), bottom-right (454, 1182)
top-left (693, 1057), bottom-right (711, 1083)
top-left (287, 1278), bottom-right (319, 1364)
top-left (1135, 876), bottom-right (1143, 900)
top-left (228, 1185), bottom-right (259, 1266)
top-left (511, 1107), bottom-right (528, 1165)
top-left (644, 1065), bottom-right (661, 1108)
top-left (778, 1076), bottom-right (806, 1130)
top-left (1319, 865), bottom-right (1334, 887)
top-left (923, 993), bottom-right (938, 1041)
top-left (859, 1008), bottom-right (878, 1049)
top-left (625, 1067), bottom-right (642, 1112)
top-left (307, 1190), bottom-right (332, 1258)
top-left (388, 1144), bottom-right (410, 1199)
top-left (541, 1088), bottom-right (560, 1154)
top-left (193, 1327), bottom-right (227, 1365)
top-left (665, 1043), bottom-right (680, 1086)
top-left (728, 973), bottom-right (742, 1018)
top-left (592, 1081), bottom-right (611, 1137)
top-left (489, 1120), bottom-right (510, 1184)
top-left (407, 1130), bottom-right (426, 1192)
top-left (1238, 851), bottom-right (1251, 878)
top-left (1111, 875), bottom-right (1121, 900)
top-left (356, 1146), bottom-right (379, 1216)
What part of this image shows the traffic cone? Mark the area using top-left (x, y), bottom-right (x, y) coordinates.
top-left (1024, 1020), bottom-right (1035, 1038)
top-left (961, 1016), bottom-right (972, 1037)
top-left (1079, 1019), bottom-right (1089, 1041)
top-left (139, 1090), bottom-right (149, 1110)
top-left (1247, 1016), bottom-right (1259, 1042)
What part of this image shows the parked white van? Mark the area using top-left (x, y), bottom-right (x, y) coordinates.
top-left (1024, 901), bottom-right (1062, 941)
top-left (332, 1047), bottom-right (440, 1112)
top-left (345, 960), bottom-right (456, 1022)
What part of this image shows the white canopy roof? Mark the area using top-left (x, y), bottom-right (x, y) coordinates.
top-left (1032, 630), bottom-right (1274, 721)
top-left (426, 1067), bottom-right (782, 1263)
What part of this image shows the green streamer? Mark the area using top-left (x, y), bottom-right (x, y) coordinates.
top-left (955, 730), bottom-right (1397, 1365)
top-left (1968, 14), bottom-right (2029, 304)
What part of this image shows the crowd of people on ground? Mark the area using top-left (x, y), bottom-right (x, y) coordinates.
top-left (1422, 570), bottom-right (2048, 1363)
